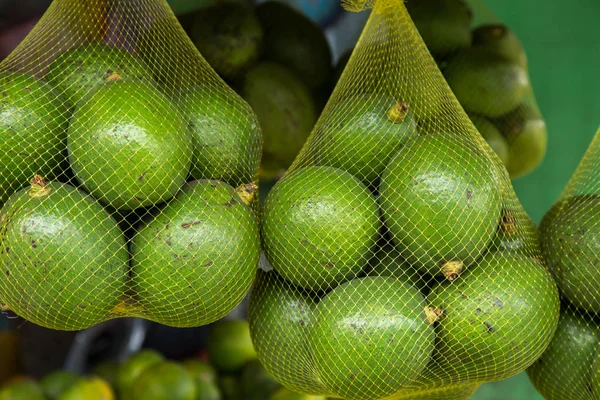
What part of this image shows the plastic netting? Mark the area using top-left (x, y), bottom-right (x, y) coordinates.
top-left (0, 0), bottom-right (263, 330)
top-left (527, 128), bottom-right (600, 400)
top-left (249, 1), bottom-right (559, 399)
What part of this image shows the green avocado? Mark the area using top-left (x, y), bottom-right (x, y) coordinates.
top-left (496, 103), bottom-right (547, 179)
top-left (310, 276), bottom-right (435, 400)
top-left (366, 245), bottom-right (425, 292)
top-left (176, 85), bottom-right (262, 186)
top-left (92, 361), bottom-right (120, 389)
top-left (380, 133), bottom-right (502, 278)
top-left (592, 350), bottom-right (600, 399)
top-left (0, 72), bottom-right (68, 206)
top-left (527, 308), bottom-right (600, 400)
top-left (0, 379), bottom-right (46, 400)
top-left (472, 24), bottom-right (527, 68)
top-left (131, 180), bottom-right (260, 327)
top-left (40, 371), bottom-right (80, 400)
top-left (68, 80), bottom-right (192, 210)
top-left (208, 319), bottom-right (257, 372)
top-left (490, 208), bottom-right (541, 257)
top-left (540, 194), bottom-right (600, 314)
top-left (182, 360), bottom-right (217, 385)
top-left (262, 166), bottom-right (380, 291)
top-left (427, 253), bottom-right (560, 382)
top-left (269, 388), bottom-right (326, 400)
top-left (314, 94), bottom-right (418, 185)
top-left (46, 44), bottom-right (152, 108)
top-left (194, 380), bottom-right (221, 400)
top-left (190, 4), bottom-right (263, 80)
top-left (0, 178), bottom-right (128, 331)
top-left (469, 114), bottom-right (509, 167)
top-left (405, 0), bottom-right (473, 58)
top-left (248, 270), bottom-right (328, 395)
top-left (240, 62), bottom-right (316, 180)
top-left (240, 360), bottom-right (281, 400)
top-left (117, 350), bottom-right (164, 400)
top-left (391, 383), bottom-right (480, 400)
top-left (131, 362), bottom-right (196, 400)
top-left (256, 1), bottom-right (332, 90)
top-left (444, 47), bottom-right (529, 118)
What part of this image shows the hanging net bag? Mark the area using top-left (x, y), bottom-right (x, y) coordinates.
top-left (0, 0), bottom-right (263, 331)
top-left (250, 0), bottom-right (559, 399)
top-left (527, 128), bottom-right (600, 400)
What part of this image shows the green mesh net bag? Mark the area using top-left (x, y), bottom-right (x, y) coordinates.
top-left (250, 0), bottom-right (560, 399)
top-left (527, 128), bottom-right (600, 400)
top-left (403, 0), bottom-right (547, 180)
top-left (0, 0), bottom-right (263, 331)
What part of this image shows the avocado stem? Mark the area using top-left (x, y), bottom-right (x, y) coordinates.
top-left (28, 174), bottom-right (52, 198)
top-left (500, 210), bottom-right (518, 237)
top-left (235, 182), bottom-right (258, 206)
top-left (441, 260), bottom-right (463, 281)
top-left (424, 306), bottom-right (442, 325)
top-left (386, 102), bottom-right (409, 124)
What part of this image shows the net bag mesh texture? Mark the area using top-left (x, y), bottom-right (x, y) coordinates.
top-left (527, 128), bottom-right (600, 400)
top-left (403, 0), bottom-right (547, 180)
top-left (250, 1), bottom-right (560, 399)
top-left (0, 0), bottom-right (263, 330)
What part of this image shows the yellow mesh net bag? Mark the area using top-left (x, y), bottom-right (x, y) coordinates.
top-left (250, 1), bottom-right (559, 399)
top-left (405, 0), bottom-right (547, 180)
top-left (527, 128), bottom-right (600, 400)
top-left (0, 0), bottom-right (263, 330)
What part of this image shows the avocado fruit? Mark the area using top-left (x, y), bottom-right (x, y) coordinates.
top-left (0, 72), bottom-right (69, 206)
top-left (68, 80), bottom-right (192, 211)
top-left (496, 103), bottom-right (547, 179)
top-left (444, 47), bottom-right (529, 118)
top-left (490, 208), bottom-right (541, 257)
top-left (176, 85), bottom-right (262, 186)
top-left (315, 94), bottom-right (418, 185)
top-left (131, 180), bottom-right (260, 327)
top-left (527, 308), bottom-right (600, 400)
top-left (310, 276), bottom-right (435, 400)
top-left (427, 253), bottom-right (560, 382)
top-left (405, 0), bottom-right (473, 58)
top-left (46, 44), bottom-right (151, 108)
top-left (262, 166), bottom-right (380, 291)
top-left (0, 177), bottom-right (128, 331)
top-left (207, 319), bottom-right (257, 372)
top-left (592, 350), bottom-right (600, 399)
top-left (117, 350), bottom-right (164, 400)
top-left (541, 194), bottom-right (600, 314)
top-left (380, 133), bottom-right (502, 278)
top-left (190, 3), bottom-right (263, 80)
top-left (240, 360), bottom-right (281, 400)
top-left (0, 379), bottom-right (46, 400)
top-left (469, 114), bottom-right (509, 167)
top-left (391, 382), bottom-right (480, 400)
top-left (240, 62), bottom-right (316, 180)
top-left (473, 24), bottom-right (527, 68)
top-left (256, 1), bottom-right (332, 90)
top-left (131, 362), bottom-right (196, 400)
top-left (248, 270), bottom-right (328, 395)
top-left (58, 377), bottom-right (114, 400)
top-left (40, 371), bottom-right (80, 400)
top-left (270, 388), bottom-right (326, 400)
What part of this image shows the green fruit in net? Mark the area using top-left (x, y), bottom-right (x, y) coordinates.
top-left (444, 47), bottom-right (529, 118)
top-left (131, 362), bottom-right (195, 400)
top-left (92, 361), bottom-right (120, 389)
top-left (0, 72), bottom-right (68, 206)
top-left (68, 80), bottom-right (192, 211)
top-left (40, 371), bottom-right (79, 400)
top-left (176, 86), bottom-right (261, 186)
top-left (366, 245), bottom-right (425, 292)
top-left (262, 166), bottom-right (380, 291)
top-left (496, 103), bottom-right (547, 179)
top-left (248, 270), bottom-right (328, 395)
top-left (240, 62), bottom-right (316, 179)
top-left (256, 1), bottom-right (332, 90)
top-left (380, 133), bottom-right (502, 278)
top-left (315, 94), bottom-right (418, 185)
top-left (527, 308), bottom-right (600, 400)
top-left (182, 360), bottom-right (217, 385)
top-left (190, 4), bottom-right (263, 80)
top-left (391, 383), bottom-right (480, 400)
top-left (208, 319), bottom-right (257, 372)
top-left (131, 180), bottom-right (260, 327)
top-left (427, 253), bottom-right (560, 382)
top-left (240, 360), bottom-right (281, 400)
top-left (592, 350), bottom-right (600, 399)
top-left (310, 276), bottom-right (435, 400)
top-left (58, 377), bottom-right (114, 400)
top-left (45, 44), bottom-right (152, 108)
top-left (489, 208), bottom-right (541, 257)
top-left (0, 379), bottom-right (46, 400)
top-left (541, 194), bottom-right (600, 314)
top-left (117, 350), bottom-right (164, 400)
top-left (469, 114), bottom-right (509, 167)
top-left (270, 387), bottom-right (327, 400)
top-left (405, 0), bottom-right (473, 58)
top-left (472, 24), bottom-right (527, 68)
top-left (0, 177), bottom-right (128, 330)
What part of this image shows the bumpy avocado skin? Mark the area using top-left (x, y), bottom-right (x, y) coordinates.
top-left (68, 81), bottom-right (192, 211)
top-left (541, 194), bottom-right (600, 314)
top-left (380, 133), bottom-right (502, 277)
top-left (0, 72), bottom-right (69, 206)
top-left (0, 181), bottom-right (128, 330)
top-left (131, 180), bottom-right (260, 327)
top-left (427, 253), bottom-right (560, 382)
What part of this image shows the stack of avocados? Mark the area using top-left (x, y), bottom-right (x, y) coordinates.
top-left (0, 33), bottom-right (262, 329)
top-left (183, 0), bottom-right (332, 184)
